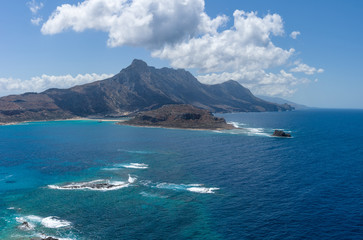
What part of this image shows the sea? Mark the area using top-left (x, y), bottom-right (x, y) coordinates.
top-left (0, 109), bottom-right (362, 240)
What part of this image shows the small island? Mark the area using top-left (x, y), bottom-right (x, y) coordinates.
top-left (118, 104), bottom-right (235, 130)
top-left (272, 130), bottom-right (292, 137)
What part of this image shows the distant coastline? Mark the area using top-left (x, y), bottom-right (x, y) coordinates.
top-left (0, 117), bottom-right (127, 126)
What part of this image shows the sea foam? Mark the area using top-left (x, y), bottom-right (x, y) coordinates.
top-left (16, 215), bottom-right (71, 229)
top-left (128, 174), bottom-right (137, 183)
top-left (41, 216), bottom-right (71, 228)
top-left (155, 183), bottom-right (219, 194)
top-left (221, 121), bottom-right (272, 137)
top-left (114, 163), bottom-right (149, 169)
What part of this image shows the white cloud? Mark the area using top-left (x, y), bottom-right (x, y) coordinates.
top-left (41, 0), bottom-right (227, 48)
top-left (38, 0), bottom-right (323, 97)
top-left (0, 73), bottom-right (113, 97)
top-left (153, 10), bottom-right (294, 73)
top-left (290, 62), bottom-right (324, 75)
top-left (27, 0), bottom-right (43, 14)
top-left (31, 17), bottom-right (43, 26)
top-left (290, 31), bottom-right (300, 39)
top-left (197, 69), bottom-right (301, 97)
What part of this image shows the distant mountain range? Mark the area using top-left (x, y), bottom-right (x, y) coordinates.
top-left (0, 59), bottom-right (293, 123)
top-left (256, 95), bottom-right (310, 110)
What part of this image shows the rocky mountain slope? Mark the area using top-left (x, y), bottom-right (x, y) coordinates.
top-left (0, 59), bottom-right (293, 123)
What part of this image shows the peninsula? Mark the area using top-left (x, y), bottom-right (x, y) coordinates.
top-left (118, 104), bottom-right (235, 130)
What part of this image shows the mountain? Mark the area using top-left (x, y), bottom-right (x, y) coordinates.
top-left (256, 95), bottom-right (310, 110)
top-left (0, 59), bottom-right (293, 123)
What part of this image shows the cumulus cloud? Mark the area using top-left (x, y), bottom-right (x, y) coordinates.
top-left (290, 31), bottom-right (300, 39)
top-left (27, 0), bottom-right (44, 14)
top-left (0, 73), bottom-right (113, 97)
top-left (41, 0), bottom-right (227, 48)
top-left (31, 17), bottom-right (43, 26)
top-left (153, 10), bottom-right (294, 73)
top-left (38, 0), bottom-right (323, 97)
top-left (197, 69), bottom-right (300, 97)
top-left (290, 62), bottom-right (324, 75)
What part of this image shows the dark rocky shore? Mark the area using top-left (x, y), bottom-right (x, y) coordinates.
top-left (118, 104), bottom-right (235, 130)
top-left (272, 130), bottom-right (292, 137)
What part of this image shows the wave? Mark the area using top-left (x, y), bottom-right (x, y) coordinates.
top-left (114, 163), bottom-right (149, 169)
top-left (128, 174), bottom-right (137, 183)
top-left (187, 186), bottom-right (220, 194)
top-left (154, 183), bottom-right (219, 194)
top-left (229, 121), bottom-right (246, 128)
top-left (243, 127), bottom-right (271, 137)
top-left (48, 179), bottom-right (130, 191)
top-left (16, 215), bottom-right (71, 229)
top-left (41, 216), bottom-right (72, 228)
top-left (16, 217), bottom-right (36, 231)
top-left (218, 121), bottom-right (273, 137)
top-left (117, 149), bottom-right (155, 154)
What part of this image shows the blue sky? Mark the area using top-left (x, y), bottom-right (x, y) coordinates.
top-left (0, 0), bottom-right (362, 109)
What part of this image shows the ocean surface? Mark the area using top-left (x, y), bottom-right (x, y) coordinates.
top-left (0, 109), bottom-right (362, 240)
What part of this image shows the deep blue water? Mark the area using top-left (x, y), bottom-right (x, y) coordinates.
top-left (0, 110), bottom-right (362, 239)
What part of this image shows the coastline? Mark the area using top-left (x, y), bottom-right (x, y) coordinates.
top-left (116, 122), bottom-right (236, 131)
top-left (0, 117), bottom-right (127, 126)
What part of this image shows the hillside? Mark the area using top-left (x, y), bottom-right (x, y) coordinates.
top-left (118, 104), bottom-right (235, 130)
top-left (0, 59), bottom-right (293, 123)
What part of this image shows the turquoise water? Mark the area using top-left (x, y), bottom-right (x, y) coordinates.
top-left (0, 110), bottom-right (362, 239)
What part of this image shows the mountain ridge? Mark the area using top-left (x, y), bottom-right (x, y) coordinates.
top-left (0, 59), bottom-right (293, 123)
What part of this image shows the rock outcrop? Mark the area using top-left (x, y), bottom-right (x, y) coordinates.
top-left (272, 130), bottom-right (292, 137)
top-left (119, 104), bottom-right (235, 130)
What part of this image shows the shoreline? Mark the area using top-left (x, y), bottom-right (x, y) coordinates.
top-left (0, 117), bottom-right (127, 126)
top-left (116, 122), bottom-right (236, 131)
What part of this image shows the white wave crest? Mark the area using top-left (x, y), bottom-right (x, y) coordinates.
top-left (16, 217), bottom-right (36, 231)
top-left (155, 183), bottom-right (219, 194)
top-left (128, 174), bottom-right (137, 183)
top-left (48, 179), bottom-right (130, 191)
top-left (41, 216), bottom-right (71, 228)
top-left (244, 127), bottom-right (271, 137)
top-left (114, 163), bottom-right (149, 169)
top-left (187, 187), bottom-right (220, 194)
top-left (16, 215), bottom-right (71, 230)
top-left (228, 121), bottom-right (244, 128)
top-left (219, 122), bottom-right (272, 137)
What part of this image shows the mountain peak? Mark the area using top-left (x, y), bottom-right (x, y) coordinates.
top-left (130, 59), bottom-right (148, 68)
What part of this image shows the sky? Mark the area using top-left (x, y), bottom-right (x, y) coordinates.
top-left (0, 0), bottom-right (362, 109)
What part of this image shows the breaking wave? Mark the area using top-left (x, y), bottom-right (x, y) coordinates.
top-left (215, 121), bottom-right (273, 137)
top-left (128, 174), bottom-right (137, 183)
top-left (41, 216), bottom-right (71, 228)
top-left (114, 163), bottom-right (149, 169)
top-left (154, 183), bottom-right (219, 194)
top-left (16, 215), bottom-right (71, 229)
